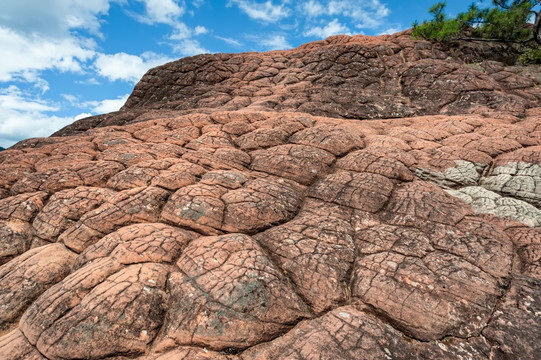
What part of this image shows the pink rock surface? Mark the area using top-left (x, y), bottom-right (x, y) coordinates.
top-left (0, 244), bottom-right (76, 330)
top-left (1, 32), bottom-right (540, 359)
top-left (0, 220), bottom-right (34, 265)
top-left (156, 233), bottom-right (310, 352)
top-left (0, 330), bottom-right (46, 360)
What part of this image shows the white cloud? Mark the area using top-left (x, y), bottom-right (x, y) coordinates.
top-left (74, 112), bottom-right (93, 120)
top-left (303, 0), bottom-right (325, 17)
top-left (0, 0), bottom-right (112, 37)
top-left (173, 39), bottom-right (209, 56)
top-left (94, 52), bottom-right (173, 83)
top-left (0, 0), bottom-right (207, 89)
top-left (194, 25), bottom-right (208, 35)
top-left (300, 0), bottom-right (389, 29)
top-left (216, 36), bottom-right (243, 47)
top-left (377, 27), bottom-right (403, 35)
top-left (169, 23), bottom-right (193, 40)
top-left (34, 78), bottom-right (50, 94)
top-left (62, 94), bottom-right (78, 103)
top-left (64, 93), bottom-right (129, 114)
top-left (0, 0), bottom-right (197, 148)
top-left (128, 1), bottom-right (210, 57)
top-left (0, 86), bottom-right (57, 112)
top-left (90, 94), bottom-right (130, 113)
top-left (0, 86), bottom-right (75, 148)
top-left (0, 26), bottom-right (95, 83)
top-left (169, 23), bottom-right (209, 56)
top-left (260, 35), bottom-right (291, 50)
top-left (135, 0), bottom-right (185, 25)
top-left (229, 0), bottom-right (290, 22)
top-left (0, 1), bottom-right (111, 91)
top-left (76, 78), bottom-right (101, 85)
top-left (331, 0), bottom-right (389, 28)
top-left (170, 23), bottom-right (207, 39)
top-left (0, 90), bottom-right (131, 148)
top-left (304, 18), bottom-right (350, 38)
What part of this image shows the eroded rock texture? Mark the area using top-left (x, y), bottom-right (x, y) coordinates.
top-left (1, 32), bottom-right (540, 359)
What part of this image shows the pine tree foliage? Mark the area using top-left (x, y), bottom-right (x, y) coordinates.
top-left (412, 1), bottom-right (541, 45)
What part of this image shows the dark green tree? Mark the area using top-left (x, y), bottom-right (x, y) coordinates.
top-left (412, 1), bottom-right (541, 44)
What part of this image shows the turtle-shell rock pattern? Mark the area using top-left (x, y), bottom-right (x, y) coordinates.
top-left (1, 32), bottom-right (541, 359)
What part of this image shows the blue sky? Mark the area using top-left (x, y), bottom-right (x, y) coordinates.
top-left (0, 0), bottom-right (490, 148)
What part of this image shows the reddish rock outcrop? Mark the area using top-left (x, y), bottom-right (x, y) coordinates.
top-left (1, 32), bottom-right (540, 359)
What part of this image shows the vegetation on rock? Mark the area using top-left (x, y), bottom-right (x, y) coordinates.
top-left (519, 46), bottom-right (541, 62)
top-left (412, 1), bottom-right (541, 50)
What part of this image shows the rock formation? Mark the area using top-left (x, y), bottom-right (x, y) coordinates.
top-left (0, 31), bottom-right (540, 359)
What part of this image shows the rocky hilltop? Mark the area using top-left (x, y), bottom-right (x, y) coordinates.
top-left (1, 32), bottom-right (540, 359)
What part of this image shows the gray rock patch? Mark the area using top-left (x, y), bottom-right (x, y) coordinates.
top-left (446, 186), bottom-right (541, 227)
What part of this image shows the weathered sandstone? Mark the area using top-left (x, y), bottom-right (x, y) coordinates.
top-left (0, 31), bottom-right (540, 359)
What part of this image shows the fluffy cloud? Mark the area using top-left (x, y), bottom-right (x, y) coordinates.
top-left (173, 39), bottom-right (209, 56)
top-left (331, 0), bottom-right (389, 28)
top-left (135, 0), bottom-right (185, 25)
top-left (94, 52), bottom-right (173, 83)
top-left (74, 112), bottom-right (93, 120)
top-left (300, 0), bottom-right (390, 29)
top-left (0, 0), bottom-right (112, 36)
top-left (129, 0), bottom-right (210, 58)
top-left (304, 18), bottom-right (350, 38)
top-left (0, 86), bottom-right (57, 112)
top-left (0, 1), bottom-right (112, 88)
top-left (168, 22), bottom-right (209, 56)
top-left (65, 92), bottom-right (130, 114)
top-left (169, 23), bottom-right (193, 40)
top-left (260, 35), bottom-right (291, 50)
top-left (0, 0), bottom-right (199, 147)
top-left (0, 87), bottom-right (130, 148)
top-left (170, 23), bottom-right (208, 39)
top-left (68, 93), bottom-right (130, 113)
top-left (89, 94), bottom-right (130, 113)
top-left (61, 94), bottom-right (78, 103)
top-left (0, 0), bottom-right (195, 87)
top-left (194, 25), bottom-right (208, 35)
top-left (0, 26), bottom-right (95, 83)
top-left (303, 0), bottom-right (326, 18)
top-left (229, 0), bottom-right (290, 22)
top-left (0, 86), bottom-right (75, 148)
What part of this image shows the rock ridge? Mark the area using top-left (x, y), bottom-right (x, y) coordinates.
top-left (47, 31), bottom-right (541, 140)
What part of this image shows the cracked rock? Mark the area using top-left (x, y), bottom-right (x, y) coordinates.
top-left (161, 171), bottom-right (304, 235)
top-left (155, 233), bottom-right (311, 351)
top-left (20, 261), bottom-right (168, 359)
top-left (241, 306), bottom-right (416, 359)
top-left (59, 186), bottom-right (170, 253)
top-left (447, 186), bottom-right (541, 227)
top-left (483, 276), bottom-right (541, 359)
top-left (0, 244), bottom-right (77, 328)
top-left (0, 31), bottom-right (540, 359)
top-left (32, 187), bottom-right (113, 242)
